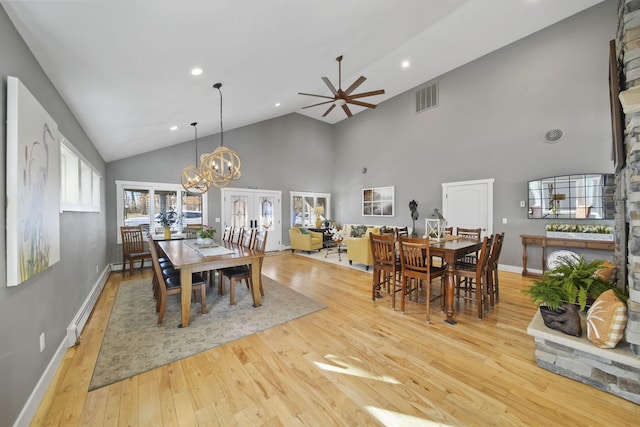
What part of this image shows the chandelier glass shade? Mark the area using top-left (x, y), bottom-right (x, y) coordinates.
top-left (181, 122), bottom-right (211, 195)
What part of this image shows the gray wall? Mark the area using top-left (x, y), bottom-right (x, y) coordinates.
top-left (0, 6), bottom-right (107, 426)
top-left (332, 0), bottom-right (617, 268)
top-left (0, 1), bottom-right (618, 425)
top-left (105, 113), bottom-right (334, 263)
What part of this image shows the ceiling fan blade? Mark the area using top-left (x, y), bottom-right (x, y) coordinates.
top-left (349, 89), bottom-right (385, 99)
top-left (322, 104), bottom-right (336, 117)
top-left (344, 76), bottom-right (367, 95)
top-left (298, 92), bottom-right (335, 100)
top-left (347, 99), bottom-right (377, 109)
top-left (302, 100), bottom-right (335, 109)
top-left (341, 104), bottom-right (353, 117)
top-left (322, 77), bottom-right (338, 96)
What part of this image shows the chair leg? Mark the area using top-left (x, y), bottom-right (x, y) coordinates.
top-left (230, 278), bottom-right (236, 305)
top-left (129, 260), bottom-right (134, 275)
top-left (157, 294), bottom-right (166, 324)
top-left (200, 285), bottom-right (207, 314)
top-left (425, 279), bottom-right (431, 323)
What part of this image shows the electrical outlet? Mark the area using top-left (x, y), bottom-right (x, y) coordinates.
top-left (502, 218), bottom-right (508, 224)
top-left (96, 265), bottom-right (99, 273)
top-left (520, 201), bottom-right (526, 208)
top-left (40, 333), bottom-right (45, 352)
top-left (215, 218), bottom-right (220, 223)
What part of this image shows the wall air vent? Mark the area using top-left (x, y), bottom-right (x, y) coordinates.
top-left (415, 82), bottom-right (438, 113)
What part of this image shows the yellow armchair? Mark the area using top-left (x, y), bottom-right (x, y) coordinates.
top-left (346, 226), bottom-right (380, 270)
top-left (289, 227), bottom-right (323, 253)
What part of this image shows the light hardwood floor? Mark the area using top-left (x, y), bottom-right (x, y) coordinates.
top-left (31, 251), bottom-right (640, 426)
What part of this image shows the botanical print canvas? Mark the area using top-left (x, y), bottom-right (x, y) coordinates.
top-left (6, 76), bottom-right (61, 286)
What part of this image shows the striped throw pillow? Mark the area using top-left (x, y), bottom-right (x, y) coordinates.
top-left (587, 289), bottom-right (627, 349)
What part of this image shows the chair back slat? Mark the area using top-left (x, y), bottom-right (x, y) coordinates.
top-left (231, 227), bottom-right (244, 244)
top-left (242, 228), bottom-right (256, 248)
top-left (456, 227), bottom-right (481, 239)
top-left (370, 233), bottom-right (396, 267)
top-left (222, 225), bottom-right (233, 241)
top-left (186, 224), bottom-right (202, 239)
top-left (398, 236), bottom-right (431, 274)
top-left (253, 230), bottom-right (268, 253)
top-left (121, 226), bottom-right (145, 254)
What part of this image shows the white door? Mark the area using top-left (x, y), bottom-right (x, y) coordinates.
top-left (221, 188), bottom-right (282, 252)
top-left (442, 179), bottom-right (494, 237)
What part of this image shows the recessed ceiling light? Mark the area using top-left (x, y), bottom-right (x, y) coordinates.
top-left (170, 125), bottom-right (178, 131)
top-left (274, 102), bottom-right (281, 107)
top-left (401, 60), bottom-right (410, 69)
top-left (191, 67), bottom-right (203, 76)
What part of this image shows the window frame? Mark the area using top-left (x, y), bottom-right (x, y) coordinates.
top-left (115, 180), bottom-right (208, 244)
top-left (60, 136), bottom-right (101, 212)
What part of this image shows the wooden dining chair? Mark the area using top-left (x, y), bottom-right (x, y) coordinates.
top-left (222, 225), bottom-right (233, 242)
top-left (221, 230), bottom-right (267, 305)
top-left (185, 224), bottom-right (202, 239)
top-left (456, 227), bottom-right (481, 239)
top-left (487, 232), bottom-right (505, 306)
top-left (395, 226), bottom-right (409, 238)
top-left (120, 226), bottom-right (152, 275)
top-left (148, 235), bottom-right (206, 324)
top-left (398, 236), bottom-right (445, 322)
top-left (231, 227), bottom-right (244, 244)
top-left (453, 236), bottom-right (491, 319)
top-left (370, 233), bottom-right (402, 308)
top-left (444, 226), bottom-right (453, 235)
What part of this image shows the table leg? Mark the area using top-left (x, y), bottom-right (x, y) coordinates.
top-left (180, 266), bottom-right (193, 328)
top-left (444, 261), bottom-right (457, 325)
top-left (522, 240), bottom-right (528, 276)
top-left (250, 260), bottom-right (262, 307)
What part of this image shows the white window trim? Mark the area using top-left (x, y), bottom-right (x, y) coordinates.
top-left (115, 180), bottom-right (208, 244)
top-left (60, 136), bottom-right (101, 212)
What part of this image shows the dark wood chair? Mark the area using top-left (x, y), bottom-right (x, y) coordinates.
top-left (148, 235), bottom-right (206, 324)
top-left (370, 233), bottom-right (402, 308)
top-left (221, 230), bottom-right (267, 305)
top-left (398, 236), bottom-right (445, 322)
top-left (395, 226), bottom-right (409, 238)
top-left (487, 232), bottom-right (505, 306)
top-left (222, 225), bottom-right (233, 242)
top-left (185, 223), bottom-right (202, 239)
top-left (456, 227), bottom-right (481, 239)
top-left (453, 236), bottom-right (491, 319)
top-left (444, 226), bottom-right (453, 235)
top-left (120, 226), bottom-right (152, 275)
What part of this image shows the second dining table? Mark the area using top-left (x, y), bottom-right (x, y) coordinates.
top-left (158, 238), bottom-right (265, 327)
top-left (428, 236), bottom-right (483, 325)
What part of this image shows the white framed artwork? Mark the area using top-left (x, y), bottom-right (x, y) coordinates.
top-left (362, 186), bottom-right (394, 217)
top-left (6, 76), bottom-right (61, 286)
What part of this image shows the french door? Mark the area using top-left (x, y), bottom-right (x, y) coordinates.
top-left (221, 188), bottom-right (282, 252)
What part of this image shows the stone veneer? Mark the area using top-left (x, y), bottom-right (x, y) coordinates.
top-left (528, 312), bottom-right (640, 403)
top-left (617, 0), bottom-right (640, 356)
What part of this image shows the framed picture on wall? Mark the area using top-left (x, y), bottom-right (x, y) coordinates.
top-left (362, 186), bottom-right (394, 217)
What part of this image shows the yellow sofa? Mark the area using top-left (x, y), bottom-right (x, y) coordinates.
top-left (289, 227), bottom-right (323, 253)
top-left (344, 225), bottom-right (381, 270)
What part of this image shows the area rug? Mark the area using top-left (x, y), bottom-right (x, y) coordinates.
top-left (89, 276), bottom-right (325, 390)
top-left (294, 247), bottom-right (372, 273)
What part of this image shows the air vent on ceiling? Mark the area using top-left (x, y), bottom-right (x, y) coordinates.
top-left (415, 82), bottom-right (438, 113)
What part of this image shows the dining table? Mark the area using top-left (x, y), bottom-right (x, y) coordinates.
top-left (158, 239), bottom-right (265, 327)
top-left (428, 236), bottom-right (483, 325)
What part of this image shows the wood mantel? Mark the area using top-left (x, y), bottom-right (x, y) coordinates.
top-left (520, 234), bottom-right (614, 277)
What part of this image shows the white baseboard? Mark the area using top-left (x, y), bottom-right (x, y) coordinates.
top-left (14, 265), bottom-right (111, 427)
top-left (65, 265), bottom-right (111, 347)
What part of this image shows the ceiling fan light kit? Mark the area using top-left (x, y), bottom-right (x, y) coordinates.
top-left (299, 55), bottom-right (385, 118)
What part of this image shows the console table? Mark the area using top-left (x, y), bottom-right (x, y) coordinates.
top-left (520, 234), bottom-right (615, 277)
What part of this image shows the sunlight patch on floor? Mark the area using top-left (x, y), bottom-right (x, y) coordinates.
top-left (365, 406), bottom-right (453, 427)
top-left (314, 354), bottom-right (401, 384)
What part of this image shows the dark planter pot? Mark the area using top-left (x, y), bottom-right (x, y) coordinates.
top-left (539, 303), bottom-right (582, 337)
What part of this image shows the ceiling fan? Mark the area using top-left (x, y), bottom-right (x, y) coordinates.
top-left (299, 55), bottom-right (385, 118)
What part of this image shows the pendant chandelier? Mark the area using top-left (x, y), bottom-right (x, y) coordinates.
top-left (200, 83), bottom-right (241, 188)
top-left (180, 122), bottom-right (211, 195)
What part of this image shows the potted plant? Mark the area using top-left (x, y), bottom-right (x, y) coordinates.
top-left (157, 209), bottom-right (179, 239)
top-left (522, 255), bottom-right (625, 336)
top-left (196, 225), bottom-right (216, 245)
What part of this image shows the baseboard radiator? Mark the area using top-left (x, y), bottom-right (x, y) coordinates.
top-left (65, 266), bottom-right (111, 347)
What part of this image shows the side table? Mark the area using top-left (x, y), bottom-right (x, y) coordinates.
top-left (325, 238), bottom-right (344, 261)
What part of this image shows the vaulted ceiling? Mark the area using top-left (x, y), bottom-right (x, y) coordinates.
top-left (2, 0), bottom-right (604, 162)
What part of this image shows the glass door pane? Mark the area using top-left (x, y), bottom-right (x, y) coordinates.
top-left (257, 195), bottom-right (275, 231)
top-left (123, 189), bottom-right (150, 233)
top-left (230, 194), bottom-right (250, 229)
